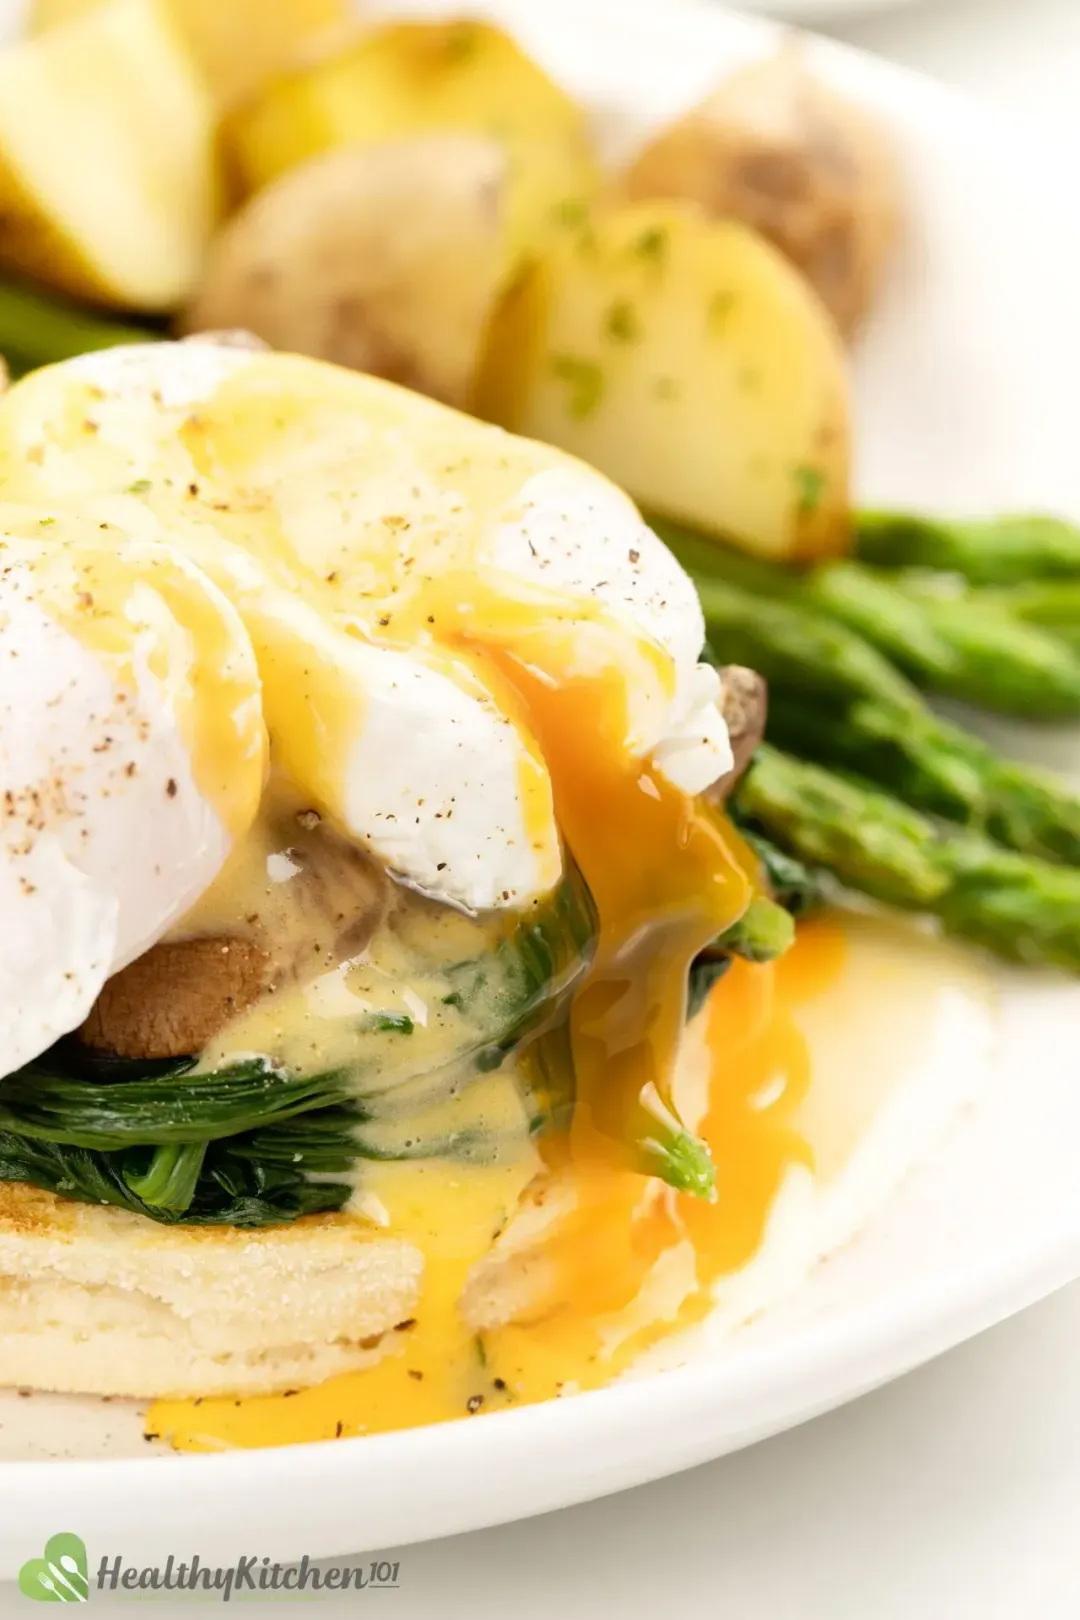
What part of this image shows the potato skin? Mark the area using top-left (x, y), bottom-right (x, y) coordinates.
top-left (185, 134), bottom-right (514, 407)
top-left (474, 200), bottom-right (850, 562)
top-left (623, 52), bottom-right (899, 338)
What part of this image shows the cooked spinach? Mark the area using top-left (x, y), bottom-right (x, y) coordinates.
top-left (0, 1129), bottom-right (352, 1227)
top-left (0, 1056), bottom-right (360, 1150)
top-left (0, 867), bottom-right (598, 1226)
top-left (0, 845), bottom-right (814, 1225)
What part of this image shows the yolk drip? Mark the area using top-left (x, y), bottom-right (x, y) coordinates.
top-left (683, 918), bottom-right (845, 1279)
top-left (147, 626), bottom-right (844, 1453)
top-left (481, 643), bottom-right (753, 1173)
top-left (147, 920), bottom-right (846, 1450)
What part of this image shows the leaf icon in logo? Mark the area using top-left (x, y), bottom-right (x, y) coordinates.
top-left (18, 1534), bottom-right (89, 1603)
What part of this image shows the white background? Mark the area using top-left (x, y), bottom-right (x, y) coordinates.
top-left (8, 1), bottom-right (1080, 1613)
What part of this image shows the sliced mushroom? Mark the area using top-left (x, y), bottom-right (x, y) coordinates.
top-left (80, 810), bottom-right (391, 1061)
top-left (712, 664), bottom-right (768, 800)
top-left (80, 937), bottom-right (272, 1060)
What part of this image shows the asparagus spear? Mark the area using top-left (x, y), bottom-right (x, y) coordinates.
top-left (663, 519), bottom-right (1080, 719)
top-left (811, 561), bottom-right (1080, 717)
top-left (693, 574), bottom-right (1080, 865)
top-left (736, 746), bottom-right (1080, 970)
top-left (693, 574), bottom-right (923, 715)
top-left (694, 579), bottom-right (988, 813)
top-left (605, 896), bottom-right (798, 1193)
top-left (762, 691), bottom-right (978, 822)
top-left (0, 277), bottom-right (155, 378)
top-left (976, 580), bottom-right (1080, 652)
top-left (715, 895), bottom-right (797, 964)
top-left (737, 745), bottom-right (947, 910)
top-left (855, 510), bottom-right (1080, 586)
top-left (687, 840), bottom-right (814, 1019)
top-left (764, 690), bottom-right (1080, 868)
top-left (657, 518), bottom-right (804, 601)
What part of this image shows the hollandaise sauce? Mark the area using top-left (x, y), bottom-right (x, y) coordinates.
top-left (131, 356), bottom-right (875, 1451)
top-left (0, 346), bottom-right (985, 1450)
top-left (149, 907), bottom-right (997, 1452)
top-left (148, 917), bottom-right (845, 1450)
top-left (148, 626), bottom-right (813, 1452)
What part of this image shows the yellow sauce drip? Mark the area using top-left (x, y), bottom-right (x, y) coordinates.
top-left (0, 517), bottom-right (265, 839)
top-left (0, 354), bottom-right (689, 887)
top-left (148, 920), bottom-right (847, 1449)
top-left (0, 353), bottom-right (943, 1451)
top-left (148, 623), bottom-right (762, 1451)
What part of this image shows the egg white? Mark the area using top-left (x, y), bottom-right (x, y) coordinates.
top-left (0, 342), bottom-right (732, 912)
top-left (0, 533), bottom-right (265, 1077)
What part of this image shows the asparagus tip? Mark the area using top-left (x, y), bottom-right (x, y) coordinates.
top-left (641, 1127), bottom-right (717, 1200)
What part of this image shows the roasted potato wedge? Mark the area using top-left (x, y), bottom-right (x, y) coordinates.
top-left (28, 0), bottom-right (353, 108)
top-left (473, 201), bottom-right (849, 562)
top-left (186, 132), bottom-right (581, 407)
top-left (623, 51), bottom-right (899, 337)
top-left (0, 0), bottom-right (217, 310)
top-left (222, 18), bottom-right (595, 209)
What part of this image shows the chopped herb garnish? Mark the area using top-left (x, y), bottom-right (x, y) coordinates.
top-left (576, 225), bottom-right (599, 260)
top-left (126, 478), bottom-right (152, 495)
top-left (443, 22), bottom-right (479, 63)
top-left (550, 353), bottom-right (605, 420)
top-left (708, 290), bottom-right (737, 334)
top-left (362, 1012), bottom-right (415, 1036)
top-left (794, 464), bottom-right (826, 515)
top-left (604, 299), bottom-right (640, 344)
top-left (550, 197), bottom-right (590, 231)
top-left (632, 225), bottom-right (669, 267)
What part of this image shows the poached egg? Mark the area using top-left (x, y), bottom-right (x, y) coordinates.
top-left (0, 506), bottom-right (265, 1076)
top-left (0, 339), bottom-right (733, 1077)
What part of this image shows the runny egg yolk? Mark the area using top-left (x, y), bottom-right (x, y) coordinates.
top-left (147, 927), bottom-right (847, 1450)
top-left (147, 644), bottom-right (842, 1452)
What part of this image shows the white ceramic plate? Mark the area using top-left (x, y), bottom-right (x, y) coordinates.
top-left (3, 0), bottom-right (1080, 1576)
top-left (736, 0), bottom-right (924, 18)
